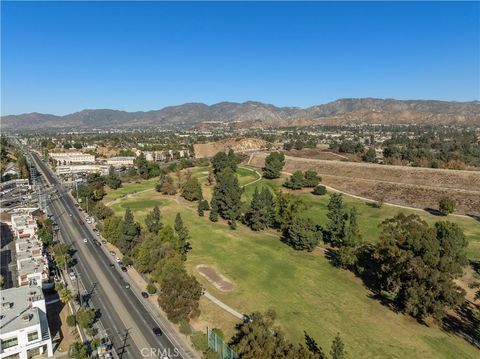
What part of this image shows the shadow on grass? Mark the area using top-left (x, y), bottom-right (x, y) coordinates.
top-left (442, 301), bottom-right (480, 349)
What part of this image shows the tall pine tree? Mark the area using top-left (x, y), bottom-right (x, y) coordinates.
top-left (174, 213), bottom-right (191, 260)
top-left (327, 193), bottom-right (347, 247)
top-left (210, 170), bottom-right (242, 228)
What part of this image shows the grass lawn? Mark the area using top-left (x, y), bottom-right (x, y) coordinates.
top-left (103, 177), bottom-right (158, 203)
top-left (104, 174), bottom-right (480, 358)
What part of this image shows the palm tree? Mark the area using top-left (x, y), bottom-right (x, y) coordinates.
top-left (60, 287), bottom-right (74, 304)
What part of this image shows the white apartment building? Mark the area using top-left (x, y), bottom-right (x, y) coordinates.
top-left (49, 152), bottom-right (95, 165)
top-left (56, 164), bottom-right (108, 176)
top-left (106, 156), bottom-right (135, 167)
top-left (10, 212), bottom-right (51, 289)
top-left (0, 285), bottom-right (54, 359)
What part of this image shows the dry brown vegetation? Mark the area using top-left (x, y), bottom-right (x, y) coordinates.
top-left (194, 137), bottom-right (270, 158)
top-left (249, 152), bottom-right (480, 216)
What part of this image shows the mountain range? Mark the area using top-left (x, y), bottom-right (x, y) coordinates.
top-left (2, 98), bottom-right (480, 131)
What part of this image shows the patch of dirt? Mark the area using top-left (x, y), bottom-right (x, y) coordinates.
top-left (47, 301), bottom-right (79, 353)
top-left (194, 137), bottom-right (270, 158)
top-left (284, 148), bottom-right (359, 161)
top-left (196, 264), bottom-right (235, 292)
top-left (249, 153), bottom-right (480, 215)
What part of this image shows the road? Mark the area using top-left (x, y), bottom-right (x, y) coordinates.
top-left (30, 151), bottom-right (197, 359)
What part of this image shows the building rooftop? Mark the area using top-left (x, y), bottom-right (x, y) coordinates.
top-left (0, 286), bottom-right (43, 333)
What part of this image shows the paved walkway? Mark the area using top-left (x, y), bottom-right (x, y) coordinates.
top-left (203, 291), bottom-right (243, 319)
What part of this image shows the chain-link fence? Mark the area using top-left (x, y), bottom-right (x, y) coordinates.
top-left (207, 327), bottom-right (239, 359)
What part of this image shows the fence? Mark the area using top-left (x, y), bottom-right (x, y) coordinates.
top-left (207, 327), bottom-right (239, 359)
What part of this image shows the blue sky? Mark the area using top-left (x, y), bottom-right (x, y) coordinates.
top-left (1, 1), bottom-right (479, 115)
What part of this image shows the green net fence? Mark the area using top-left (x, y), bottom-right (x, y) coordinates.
top-left (207, 327), bottom-right (240, 359)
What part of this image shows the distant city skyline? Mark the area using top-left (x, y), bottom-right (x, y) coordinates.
top-left (1, 1), bottom-right (479, 115)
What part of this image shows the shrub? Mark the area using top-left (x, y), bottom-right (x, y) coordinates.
top-left (312, 185), bottom-right (327, 195)
top-left (439, 196), bottom-right (456, 216)
top-left (66, 314), bottom-right (77, 327)
top-left (179, 320), bottom-right (192, 335)
top-left (146, 283), bottom-right (157, 294)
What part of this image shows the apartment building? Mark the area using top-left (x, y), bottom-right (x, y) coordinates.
top-left (49, 152), bottom-right (95, 164)
top-left (10, 212), bottom-right (51, 289)
top-left (56, 164), bottom-right (108, 176)
top-left (106, 156), bottom-right (135, 167)
top-left (0, 285), bottom-right (54, 359)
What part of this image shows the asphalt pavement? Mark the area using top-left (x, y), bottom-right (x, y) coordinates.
top-left (30, 151), bottom-right (197, 359)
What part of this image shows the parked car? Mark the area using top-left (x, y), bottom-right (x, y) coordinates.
top-left (79, 219), bottom-right (84, 225)
top-left (101, 240), bottom-right (107, 244)
top-left (115, 256), bottom-right (121, 263)
top-left (124, 282), bottom-right (130, 289)
top-left (93, 239), bottom-right (101, 247)
top-left (68, 270), bottom-right (76, 280)
top-left (109, 251), bottom-right (116, 256)
top-left (120, 266), bottom-right (127, 272)
top-left (141, 292), bottom-right (149, 298)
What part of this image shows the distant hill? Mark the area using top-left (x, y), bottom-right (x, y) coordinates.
top-left (2, 98), bottom-right (479, 131)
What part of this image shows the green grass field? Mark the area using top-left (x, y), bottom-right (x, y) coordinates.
top-left (104, 169), bottom-right (480, 358)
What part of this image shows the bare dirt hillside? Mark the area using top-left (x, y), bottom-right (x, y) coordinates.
top-left (194, 137), bottom-right (270, 158)
top-left (249, 152), bottom-right (480, 216)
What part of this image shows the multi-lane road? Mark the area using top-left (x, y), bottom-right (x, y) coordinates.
top-left (30, 151), bottom-right (197, 359)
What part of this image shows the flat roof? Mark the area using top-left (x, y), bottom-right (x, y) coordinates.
top-left (0, 286), bottom-right (43, 333)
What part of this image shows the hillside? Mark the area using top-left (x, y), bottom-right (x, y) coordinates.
top-left (2, 98), bottom-right (480, 131)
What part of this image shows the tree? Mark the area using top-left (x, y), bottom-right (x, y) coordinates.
top-left (210, 170), bottom-right (242, 228)
top-left (362, 148), bottom-right (377, 163)
top-left (117, 208), bottom-right (140, 255)
top-left (263, 152), bottom-right (285, 179)
top-left (230, 310), bottom-right (320, 359)
top-left (59, 286), bottom-right (74, 304)
top-left (275, 191), bottom-right (306, 229)
top-left (181, 177), bottom-right (203, 201)
top-left (312, 185), bottom-right (327, 196)
top-left (76, 307), bottom-right (95, 329)
top-left (102, 216), bottom-right (122, 244)
top-left (145, 206), bottom-right (162, 234)
top-left (245, 187), bottom-right (275, 231)
top-left (303, 170), bottom-right (320, 187)
top-left (197, 199), bottom-right (210, 216)
top-left (156, 174), bottom-right (177, 195)
top-left (174, 213), bottom-right (191, 260)
top-left (53, 243), bottom-right (72, 270)
top-left (330, 334), bottom-right (346, 359)
top-left (158, 268), bottom-right (203, 323)
top-left (439, 197), bottom-right (456, 216)
top-left (345, 207), bottom-right (360, 245)
top-left (283, 171), bottom-right (305, 190)
top-left (327, 193), bottom-right (347, 247)
top-left (135, 225), bottom-right (178, 273)
top-left (68, 342), bottom-right (88, 359)
top-left (373, 214), bottom-right (468, 320)
top-left (66, 314), bottom-right (76, 327)
top-left (135, 152), bottom-right (149, 179)
top-left (106, 165), bottom-right (122, 189)
top-left (282, 217), bottom-right (321, 251)
top-left (211, 151), bottom-right (239, 179)
top-left (92, 201), bottom-right (113, 220)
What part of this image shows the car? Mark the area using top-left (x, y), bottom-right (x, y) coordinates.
top-left (101, 240), bottom-right (107, 244)
top-left (109, 251), bottom-right (115, 256)
top-left (68, 270), bottom-right (76, 280)
top-left (79, 219), bottom-right (84, 225)
top-left (120, 266), bottom-right (127, 272)
top-left (69, 213), bottom-right (72, 217)
top-left (152, 327), bottom-right (162, 336)
top-left (96, 232), bottom-right (100, 236)
top-left (124, 282), bottom-right (130, 289)
top-left (109, 263), bottom-right (115, 268)
top-left (141, 292), bottom-right (149, 298)
top-left (115, 256), bottom-right (121, 263)
top-left (93, 239), bottom-right (101, 247)
top-left (83, 238), bottom-right (88, 243)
